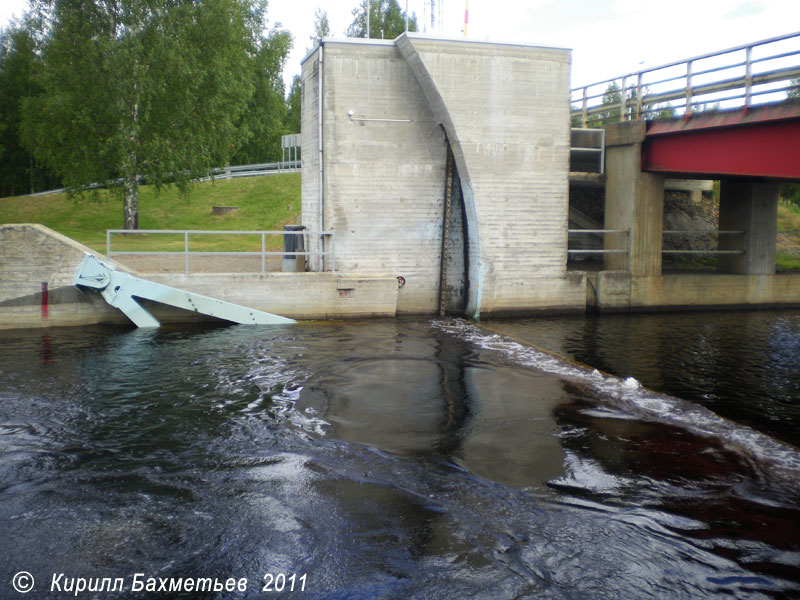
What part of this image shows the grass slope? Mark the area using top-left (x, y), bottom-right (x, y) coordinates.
top-left (0, 174), bottom-right (301, 253)
top-left (777, 200), bottom-right (800, 271)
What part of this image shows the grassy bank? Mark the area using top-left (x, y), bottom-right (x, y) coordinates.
top-left (777, 200), bottom-right (800, 271)
top-left (0, 174), bottom-right (301, 253)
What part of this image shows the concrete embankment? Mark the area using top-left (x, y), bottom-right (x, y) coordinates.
top-left (0, 224), bottom-right (398, 329)
top-left (4, 223), bottom-right (800, 330)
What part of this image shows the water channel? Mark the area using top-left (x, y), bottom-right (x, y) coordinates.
top-left (1, 311), bottom-right (798, 598)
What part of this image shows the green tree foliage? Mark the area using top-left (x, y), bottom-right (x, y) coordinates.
top-left (584, 83), bottom-right (622, 127)
top-left (780, 183), bottom-right (800, 206)
top-left (346, 0), bottom-right (417, 39)
top-left (285, 74), bottom-right (302, 135)
top-left (788, 78), bottom-right (800, 99)
top-left (0, 19), bottom-right (60, 196)
top-left (310, 8), bottom-right (330, 48)
top-left (579, 82), bottom-right (677, 127)
top-left (21, 0), bottom-right (269, 229)
top-left (231, 27), bottom-right (292, 165)
top-left (778, 78), bottom-right (799, 207)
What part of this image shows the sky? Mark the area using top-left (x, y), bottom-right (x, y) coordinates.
top-left (1, 0), bottom-right (798, 91)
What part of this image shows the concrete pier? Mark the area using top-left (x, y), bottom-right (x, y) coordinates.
top-left (590, 121), bottom-right (798, 312)
top-left (603, 121), bottom-right (665, 276)
top-left (718, 180), bottom-right (779, 275)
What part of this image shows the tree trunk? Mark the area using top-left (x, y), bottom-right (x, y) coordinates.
top-left (123, 174), bottom-right (139, 230)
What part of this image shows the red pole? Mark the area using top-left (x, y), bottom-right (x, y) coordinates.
top-left (41, 282), bottom-right (49, 319)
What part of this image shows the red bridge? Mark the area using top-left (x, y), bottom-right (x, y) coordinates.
top-left (571, 31), bottom-right (800, 181)
top-left (568, 32), bottom-right (800, 313)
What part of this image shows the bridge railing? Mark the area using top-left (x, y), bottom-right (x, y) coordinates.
top-left (571, 31), bottom-right (800, 127)
top-left (661, 230), bottom-right (746, 257)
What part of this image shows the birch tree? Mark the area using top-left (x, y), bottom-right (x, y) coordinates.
top-left (22, 0), bottom-right (267, 229)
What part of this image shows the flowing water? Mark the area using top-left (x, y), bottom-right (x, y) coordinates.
top-left (0, 313), bottom-right (798, 599)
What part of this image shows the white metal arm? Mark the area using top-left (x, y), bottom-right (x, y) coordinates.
top-left (74, 254), bottom-right (295, 328)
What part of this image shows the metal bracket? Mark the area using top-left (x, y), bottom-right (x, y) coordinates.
top-left (74, 254), bottom-right (295, 328)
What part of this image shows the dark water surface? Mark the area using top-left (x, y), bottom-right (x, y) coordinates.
top-left (0, 316), bottom-right (798, 599)
top-left (485, 309), bottom-right (800, 445)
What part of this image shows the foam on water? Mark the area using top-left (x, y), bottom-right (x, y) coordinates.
top-left (434, 319), bottom-right (800, 487)
top-left (210, 342), bottom-right (330, 436)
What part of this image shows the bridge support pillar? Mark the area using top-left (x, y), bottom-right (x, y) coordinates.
top-left (718, 180), bottom-right (778, 275)
top-left (603, 121), bottom-right (664, 276)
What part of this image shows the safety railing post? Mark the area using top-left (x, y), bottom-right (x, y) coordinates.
top-left (328, 232), bottom-right (335, 272)
top-left (685, 59), bottom-right (693, 120)
top-left (627, 228), bottom-right (632, 269)
top-left (184, 231), bottom-right (189, 274)
top-left (599, 129), bottom-right (606, 175)
top-left (636, 72), bottom-right (643, 120)
top-left (744, 45), bottom-right (753, 112)
top-left (620, 76), bottom-right (627, 121)
top-left (581, 86), bottom-right (588, 128)
top-left (106, 230), bottom-right (111, 257)
top-left (261, 232), bottom-right (266, 273)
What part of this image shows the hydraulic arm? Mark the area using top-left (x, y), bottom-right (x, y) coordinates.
top-left (74, 254), bottom-right (295, 328)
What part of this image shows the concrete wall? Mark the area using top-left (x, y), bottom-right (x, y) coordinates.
top-left (0, 224), bottom-right (133, 328)
top-left (302, 35), bottom-right (581, 317)
top-left (0, 224), bottom-right (399, 329)
top-left (302, 40), bottom-right (447, 314)
top-left (590, 271), bottom-right (800, 312)
top-left (0, 223), bottom-right (134, 302)
top-left (630, 274), bottom-right (800, 309)
top-left (145, 273), bottom-right (398, 320)
top-left (397, 35), bottom-right (574, 316)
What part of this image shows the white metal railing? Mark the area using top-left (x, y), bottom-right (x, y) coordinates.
top-left (106, 229), bottom-right (335, 274)
top-left (196, 160), bottom-right (300, 183)
top-left (571, 31), bottom-right (800, 126)
top-left (27, 160), bottom-right (301, 197)
top-left (567, 228), bottom-right (629, 256)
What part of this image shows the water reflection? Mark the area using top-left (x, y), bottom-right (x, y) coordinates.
top-left (294, 322), bottom-right (566, 488)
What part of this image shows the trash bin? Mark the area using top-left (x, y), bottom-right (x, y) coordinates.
top-left (282, 225), bottom-right (306, 272)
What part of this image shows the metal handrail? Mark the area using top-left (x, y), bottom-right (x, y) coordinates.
top-left (662, 250), bottom-right (745, 255)
top-left (662, 229), bottom-right (747, 255)
top-left (662, 229), bottom-right (745, 235)
top-left (27, 160), bottom-right (302, 197)
top-left (571, 31), bottom-right (800, 126)
top-left (106, 229), bottom-right (335, 274)
top-left (567, 228), bottom-right (630, 255)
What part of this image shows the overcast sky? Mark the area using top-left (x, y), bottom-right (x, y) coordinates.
top-left (2, 0), bottom-right (798, 90)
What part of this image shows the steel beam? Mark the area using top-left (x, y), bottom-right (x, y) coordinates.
top-left (643, 117), bottom-right (800, 179)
